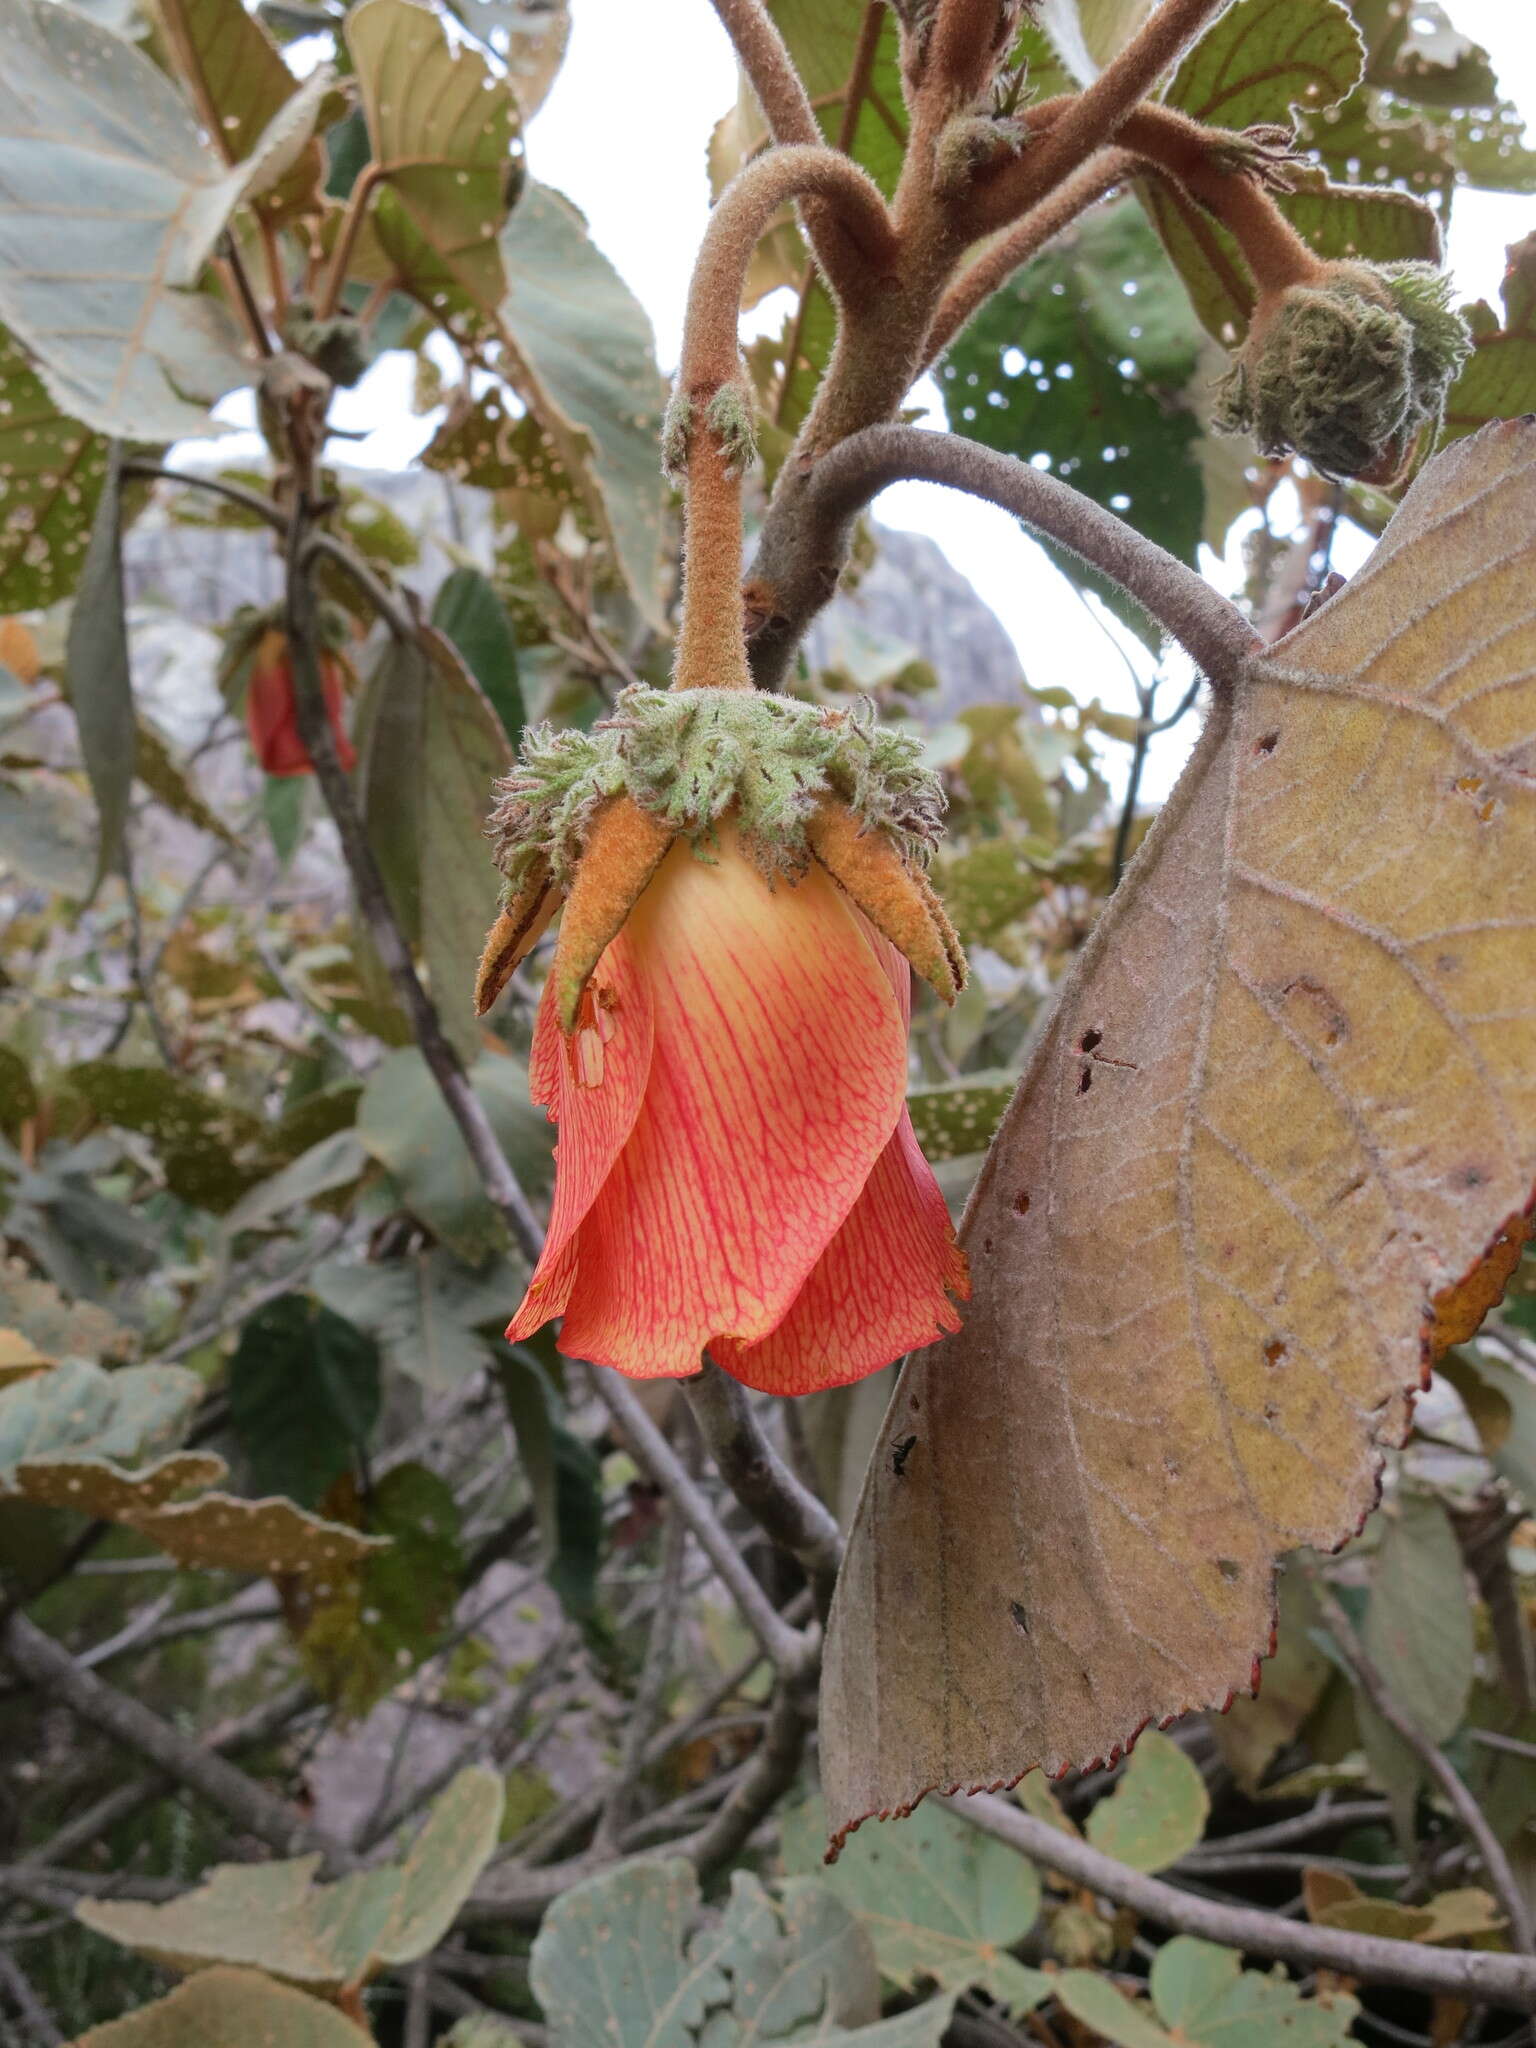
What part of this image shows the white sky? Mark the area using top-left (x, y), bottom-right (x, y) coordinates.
top-left (243, 1), bottom-right (1536, 802)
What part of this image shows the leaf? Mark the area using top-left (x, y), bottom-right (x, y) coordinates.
top-left (820, 419), bottom-right (1536, 1844)
top-left (0, 0), bottom-right (316, 438)
top-left (780, 1795), bottom-right (1046, 2012)
top-left (905, 1075), bottom-right (1015, 1164)
top-left (69, 1964), bottom-right (372, 2047)
top-left (312, 1246), bottom-right (517, 1391)
top-left (1149, 1934), bottom-right (1358, 2047)
top-left (498, 181), bottom-right (667, 628)
top-left (0, 1329), bottom-right (50, 1387)
top-left (1360, 1489), bottom-right (1473, 1743)
top-left (354, 633), bottom-right (514, 1059)
top-left (941, 198), bottom-right (1204, 649)
top-left (346, 0), bottom-right (520, 318)
top-left (355, 1047), bottom-right (550, 1262)
top-left (227, 1294), bottom-right (381, 1508)
top-left (0, 769), bottom-right (97, 895)
top-left (0, 1358), bottom-right (200, 1482)
top-left (63, 1060), bottom-right (270, 1212)
top-left (222, 1128), bottom-right (371, 1237)
top-left (1443, 233), bottom-right (1536, 447)
top-left (445, 0), bottom-right (570, 115)
top-left (530, 1858), bottom-right (950, 2048)
top-left (1212, 1571), bottom-right (1332, 1790)
top-left (0, 1258), bottom-right (131, 1360)
top-left (433, 564), bottom-right (526, 746)
top-left (1084, 1730), bottom-right (1209, 1871)
top-left (155, 0), bottom-right (326, 223)
top-left (65, 445), bottom-right (133, 891)
top-left (0, 326), bottom-right (111, 611)
top-left (1161, 0), bottom-right (1364, 133)
top-left (79, 1766), bottom-right (504, 1990)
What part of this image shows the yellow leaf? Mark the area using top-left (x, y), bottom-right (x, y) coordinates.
top-left (821, 418), bottom-right (1536, 1849)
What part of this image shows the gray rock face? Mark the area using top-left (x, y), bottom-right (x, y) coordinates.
top-left (123, 468), bottom-right (1025, 714)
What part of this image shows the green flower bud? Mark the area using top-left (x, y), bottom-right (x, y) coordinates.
top-left (282, 303), bottom-right (373, 389)
top-left (1214, 260), bottom-right (1471, 480)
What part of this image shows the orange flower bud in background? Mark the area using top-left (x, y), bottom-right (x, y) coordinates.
top-left (0, 617), bottom-right (40, 685)
top-left (477, 686), bottom-right (970, 1396)
top-left (245, 628), bottom-right (356, 778)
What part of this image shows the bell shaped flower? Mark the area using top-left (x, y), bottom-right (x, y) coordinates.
top-left (475, 686), bottom-right (969, 1395)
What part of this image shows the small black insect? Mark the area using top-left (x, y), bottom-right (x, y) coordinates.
top-left (891, 1433), bottom-right (918, 1478)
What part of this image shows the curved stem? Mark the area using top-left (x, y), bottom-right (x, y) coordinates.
top-left (922, 148), bottom-right (1136, 368)
top-left (673, 145), bottom-right (897, 693)
top-left (708, 0), bottom-right (820, 147)
top-left (679, 145), bottom-right (896, 395)
top-left (804, 425), bottom-right (1260, 688)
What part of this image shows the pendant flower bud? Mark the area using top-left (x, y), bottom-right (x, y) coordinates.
top-left (475, 685), bottom-right (969, 1395)
top-left (245, 627), bottom-right (356, 778)
top-left (1214, 260), bottom-right (1471, 482)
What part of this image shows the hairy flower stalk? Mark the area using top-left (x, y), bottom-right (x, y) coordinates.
top-left (472, 145), bottom-right (968, 1393)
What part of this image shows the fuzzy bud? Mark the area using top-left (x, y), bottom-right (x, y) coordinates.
top-left (1214, 260), bottom-right (1471, 481)
top-left (933, 112), bottom-right (1028, 199)
top-left (282, 303), bottom-right (373, 388)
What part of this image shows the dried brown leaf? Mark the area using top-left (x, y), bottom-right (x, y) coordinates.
top-left (822, 418), bottom-right (1536, 1847)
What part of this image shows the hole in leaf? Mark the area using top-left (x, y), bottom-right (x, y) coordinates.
top-left (1254, 731), bottom-right (1280, 756)
top-left (1076, 1067), bottom-right (1093, 1095)
top-left (1263, 1337), bottom-right (1288, 1368)
top-left (1010, 1601), bottom-right (1030, 1635)
top-left (1217, 1558), bottom-right (1242, 1581)
top-left (1013, 1189), bottom-right (1031, 1215)
top-left (1080, 1027), bottom-right (1103, 1052)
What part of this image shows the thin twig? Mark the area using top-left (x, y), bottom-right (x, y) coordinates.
top-left (950, 1790), bottom-right (1536, 2008)
top-left (594, 1507), bottom-right (688, 1849)
top-left (684, 1362), bottom-right (842, 1617)
top-left (0, 1614), bottom-right (328, 1861)
top-left (0, 1948), bottom-right (62, 2047)
top-left (1310, 1582), bottom-right (1536, 1956)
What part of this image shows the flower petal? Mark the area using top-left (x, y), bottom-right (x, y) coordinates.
top-left (556, 833), bottom-right (909, 1377)
top-left (507, 927), bottom-right (653, 1340)
top-left (714, 1106), bottom-right (969, 1395)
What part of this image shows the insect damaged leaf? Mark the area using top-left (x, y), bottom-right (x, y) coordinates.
top-left (821, 418), bottom-right (1536, 1849)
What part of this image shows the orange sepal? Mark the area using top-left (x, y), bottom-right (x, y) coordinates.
top-left (552, 796), bottom-right (675, 1033)
top-left (807, 799), bottom-right (965, 1004)
top-left (474, 863), bottom-right (560, 1016)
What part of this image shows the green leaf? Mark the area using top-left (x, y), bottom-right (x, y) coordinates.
top-left (444, 0), bottom-right (570, 115)
top-left (941, 198), bottom-right (1203, 648)
top-left (1084, 1729), bottom-right (1210, 1872)
top-left (0, 770), bottom-right (97, 895)
top-left (1150, 1935), bottom-right (1359, 2048)
top-left (0, 0), bottom-right (320, 437)
top-left (354, 632), bottom-right (513, 1058)
top-left (906, 1075), bottom-right (1014, 1164)
top-left (498, 181), bottom-right (667, 628)
top-left (0, 1258), bottom-right (131, 1362)
top-left (63, 1060), bottom-right (271, 1212)
top-left (346, 0), bottom-right (520, 318)
top-left (530, 1859), bottom-right (952, 2048)
top-left (78, 1766), bottom-right (504, 1990)
top-left (780, 1795), bottom-right (1046, 2011)
top-left (70, 1965), bottom-right (374, 2047)
top-left (65, 445), bottom-right (133, 892)
top-left (1361, 1489), bottom-right (1473, 1744)
top-left (227, 1294), bottom-right (381, 1508)
top-left (0, 1358), bottom-right (200, 1484)
top-left (1442, 233), bottom-right (1536, 445)
top-left (1056, 1972), bottom-right (1180, 2048)
top-left (0, 326), bottom-right (111, 612)
top-left (222, 1128), bottom-right (371, 1237)
top-left (1161, 0), bottom-right (1363, 132)
top-left (355, 1047), bottom-right (550, 1262)
top-left (434, 564), bottom-right (526, 746)
top-left (547, 1417), bottom-right (603, 1621)
top-left (156, 0), bottom-right (327, 222)
top-left (312, 1246), bottom-right (517, 1391)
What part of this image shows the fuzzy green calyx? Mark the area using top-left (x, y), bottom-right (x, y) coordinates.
top-left (488, 686), bottom-right (946, 898)
top-left (1214, 261), bottom-right (1471, 479)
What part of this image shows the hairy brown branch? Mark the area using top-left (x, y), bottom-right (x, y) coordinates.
top-left (709, 0), bottom-right (820, 148)
top-left (966, 0), bottom-right (1236, 233)
top-left (1310, 1581), bottom-right (1536, 1956)
top-left (951, 1790), bottom-right (1536, 2008)
top-left (922, 148), bottom-right (1135, 368)
top-left (802, 425), bottom-right (1260, 687)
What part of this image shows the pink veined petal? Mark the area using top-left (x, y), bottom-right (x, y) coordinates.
top-left (507, 926), bottom-right (653, 1342)
top-left (715, 1106), bottom-right (970, 1396)
top-left (556, 832), bottom-right (910, 1379)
